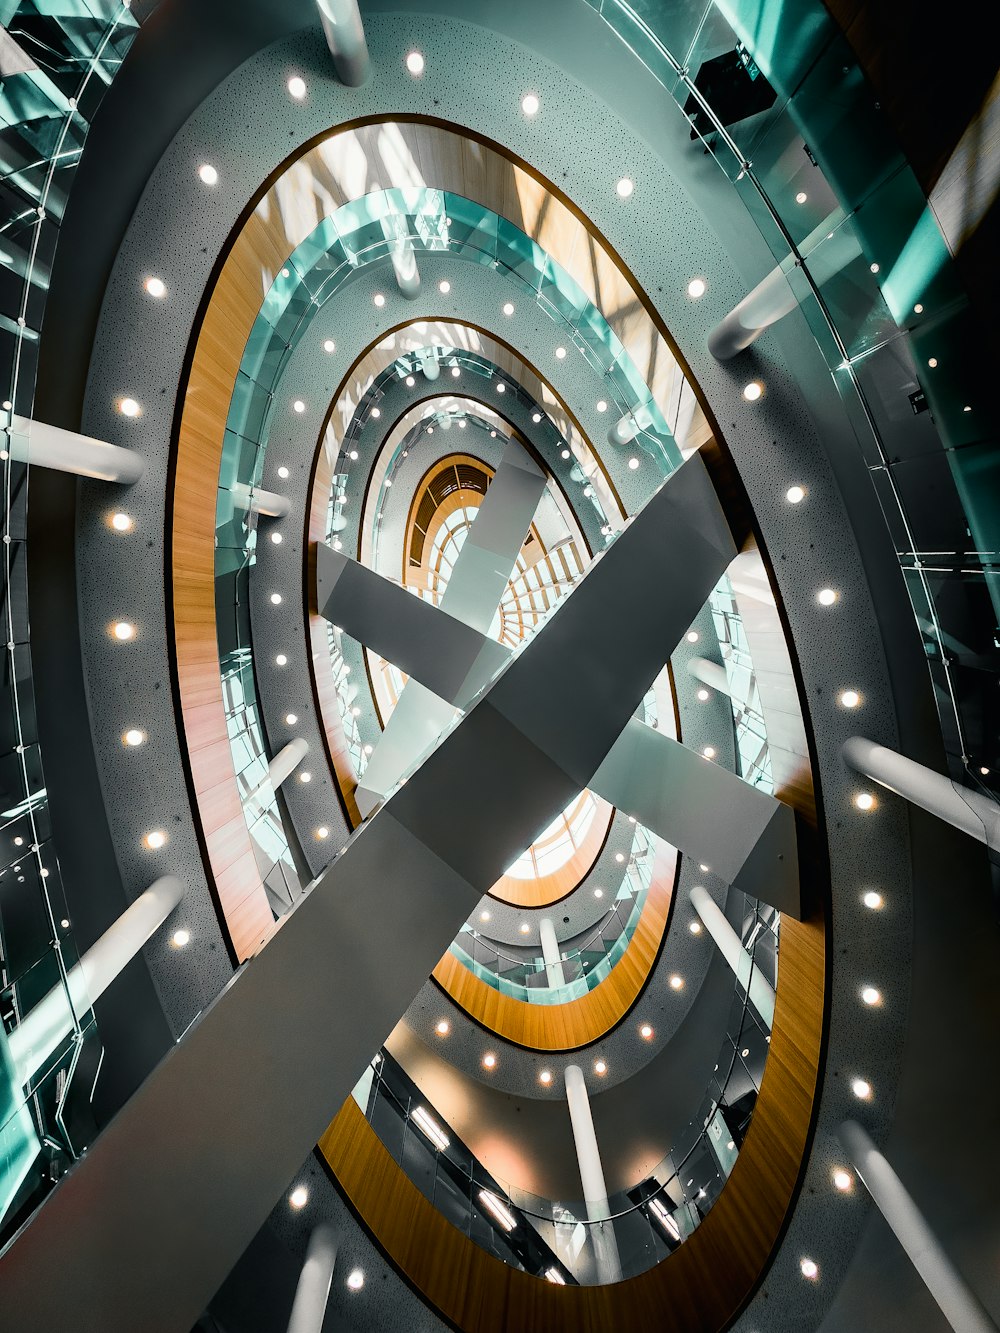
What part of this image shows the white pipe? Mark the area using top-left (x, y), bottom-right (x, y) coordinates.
top-left (539, 917), bottom-right (565, 989)
top-left (564, 1064), bottom-right (622, 1284)
top-left (608, 414), bottom-right (639, 447)
top-left (689, 885), bottom-right (775, 1028)
top-left (8, 876), bottom-right (185, 1086)
top-left (686, 656), bottom-right (731, 697)
top-left (286, 1224), bottom-right (338, 1333)
top-left (418, 347), bottom-right (439, 382)
top-left (245, 739), bottom-right (310, 806)
top-left (843, 736), bottom-right (1000, 850)
top-left (390, 239), bottom-right (420, 300)
top-left (839, 1121), bottom-right (998, 1333)
top-left (4, 414), bottom-right (143, 484)
top-left (315, 0), bottom-right (369, 86)
top-left (709, 209), bottom-right (863, 359)
top-left (230, 482), bottom-right (291, 519)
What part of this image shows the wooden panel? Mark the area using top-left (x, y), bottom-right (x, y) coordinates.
top-left (320, 905), bottom-right (824, 1333)
top-left (432, 840), bottom-right (677, 1050)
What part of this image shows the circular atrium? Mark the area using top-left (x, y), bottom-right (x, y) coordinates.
top-left (0, 3), bottom-right (996, 1331)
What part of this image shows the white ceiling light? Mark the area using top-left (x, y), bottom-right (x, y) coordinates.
top-left (696, 688), bottom-right (709, 702)
top-left (851, 1077), bottom-right (872, 1099)
top-left (669, 975), bottom-right (684, 990)
top-left (198, 163), bottom-right (218, 186)
top-left (616, 177), bottom-right (634, 198)
top-left (555, 346), bottom-right (567, 359)
top-left (687, 278), bottom-right (707, 299)
top-left (839, 689), bottom-right (860, 708)
top-left (270, 593), bottom-right (282, 605)
top-left (596, 399), bottom-right (608, 412)
top-left (111, 512), bottom-right (133, 531)
top-left (144, 830), bottom-right (167, 850)
top-left (412, 1106), bottom-right (450, 1152)
top-left (686, 630), bottom-right (699, 643)
top-left (521, 92), bottom-right (540, 116)
top-left (478, 1189), bottom-right (517, 1231)
top-left (861, 986), bottom-right (881, 1006)
top-left (817, 588), bottom-right (838, 606)
top-left (293, 399), bottom-right (305, 413)
top-left (689, 920), bottom-right (702, 934)
top-left (347, 1269), bottom-right (364, 1291)
top-left (287, 76), bottom-right (306, 99)
top-left (284, 713), bottom-right (297, 726)
top-left (786, 485), bottom-right (806, 504)
top-left (288, 1186), bottom-right (308, 1209)
top-left (855, 792), bottom-right (875, 811)
top-left (532, 412), bottom-right (542, 423)
top-left (862, 890), bottom-right (883, 910)
top-left (451, 366), bottom-right (461, 378)
top-left (277, 466), bottom-right (289, 478)
top-left (171, 929), bottom-right (190, 948)
top-left (144, 276), bottom-right (166, 299)
top-left (438, 279), bottom-right (450, 294)
top-left (275, 654), bottom-right (287, 666)
top-left (795, 191), bottom-right (808, 203)
top-left (502, 301), bottom-right (514, 316)
top-left (323, 338), bottom-right (335, 353)
top-left (435, 1019), bottom-right (450, 1036)
top-left (405, 375), bottom-right (415, 387)
top-left (628, 457), bottom-right (639, 470)
top-left (112, 621), bottom-right (135, 641)
top-left (742, 381), bottom-right (763, 402)
top-left (639, 1023), bottom-right (653, 1040)
top-left (800, 1258), bottom-right (818, 1280)
top-left (370, 407), bottom-right (381, 419)
top-left (703, 746), bottom-right (716, 759)
top-left (118, 397), bottom-right (140, 417)
top-left (123, 728), bottom-right (145, 747)
top-left (406, 50), bottom-right (425, 75)
top-left (561, 449), bottom-right (571, 459)
top-left (373, 293), bottom-right (385, 307)
top-left (833, 1169), bottom-right (852, 1191)
top-left (270, 532), bottom-right (282, 545)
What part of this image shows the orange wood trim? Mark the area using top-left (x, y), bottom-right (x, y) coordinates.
top-left (320, 903), bottom-right (824, 1333)
top-left (488, 795), bottom-right (614, 909)
top-left (432, 839), bottom-right (677, 1051)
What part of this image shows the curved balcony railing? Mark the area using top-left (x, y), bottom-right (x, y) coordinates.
top-left (0, 0), bottom-right (140, 1239)
top-left (451, 821), bottom-right (655, 1004)
top-left (348, 892), bottom-right (779, 1285)
top-left (580, 0), bottom-right (998, 828)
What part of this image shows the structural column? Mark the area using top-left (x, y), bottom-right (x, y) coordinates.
top-left (839, 1121), bottom-right (997, 1333)
top-left (843, 736), bottom-right (1000, 850)
top-left (4, 414), bottom-right (143, 483)
top-left (245, 739), bottom-right (309, 806)
top-left (8, 876), bottom-right (185, 1086)
top-left (686, 656), bottom-right (731, 697)
top-left (689, 885), bottom-right (775, 1027)
top-left (286, 1224), bottom-right (338, 1333)
top-left (231, 481), bottom-right (291, 519)
top-left (538, 917), bottom-right (565, 989)
top-left (390, 238), bottom-right (420, 299)
top-left (564, 1065), bottom-right (622, 1284)
top-left (314, 0), bottom-right (369, 85)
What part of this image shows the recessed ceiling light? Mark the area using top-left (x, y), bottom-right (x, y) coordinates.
top-left (276, 654), bottom-right (287, 666)
top-left (144, 830), bottom-right (167, 850)
top-left (817, 588), bottom-right (837, 606)
top-left (594, 1059), bottom-right (607, 1075)
top-left (800, 1258), bottom-right (818, 1280)
top-left (927, 357), bottom-right (938, 368)
top-left (699, 864), bottom-right (709, 873)
top-left (503, 301), bottom-right (514, 316)
top-left (689, 920), bottom-right (702, 934)
top-left (363, 743), bottom-right (373, 755)
top-left (521, 92), bottom-right (540, 116)
top-left (539, 1070), bottom-right (552, 1085)
top-left (532, 412), bottom-right (542, 423)
top-left (686, 630), bottom-right (699, 643)
top-left (435, 1019), bottom-right (450, 1036)
top-left (171, 929), bottom-right (190, 948)
top-left (786, 485), bottom-right (806, 504)
top-left (839, 689), bottom-right (860, 708)
top-left (289, 1186), bottom-right (308, 1209)
top-left (496, 382), bottom-right (505, 393)
top-left (316, 826), bottom-right (329, 839)
top-left (111, 511), bottom-right (133, 531)
top-left (669, 975), bottom-right (684, 990)
top-left (270, 593), bottom-right (282, 605)
top-left (833, 1169), bottom-right (852, 1191)
top-left (323, 338), bottom-right (335, 353)
top-left (405, 374), bottom-right (415, 386)
top-left (438, 279), bottom-right (450, 294)
top-left (370, 407), bottom-right (381, 419)
top-left (628, 457), bottom-right (640, 470)
top-left (123, 728), bottom-right (145, 747)
top-left (519, 922), bottom-right (530, 934)
top-left (198, 163), bottom-right (218, 186)
top-left (112, 621), bottom-right (135, 641)
top-left (795, 191), bottom-right (808, 203)
top-left (861, 986), bottom-right (881, 1005)
top-left (696, 688), bottom-right (709, 701)
top-left (687, 278), bottom-right (706, 299)
top-left (299, 772), bottom-right (311, 783)
top-left (270, 531), bottom-right (282, 545)
top-left (144, 277), bottom-right (166, 298)
top-left (287, 75), bottom-right (306, 99)
top-left (480, 909), bottom-right (491, 922)
top-left (855, 792), bottom-right (875, 811)
top-left (979, 766), bottom-right (990, 775)
top-left (615, 852), bottom-right (625, 863)
top-left (639, 1023), bottom-right (653, 1039)
top-left (703, 746), bottom-right (716, 759)
top-left (596, 399), bottom-right (608, 412)
top-left (870, 262), bottom-right (880, 273)
top-left (561, 448), bottom-right (570, 459)
top-left (482, 1052), bottom-right (497, 1069)
top-left (594, 888), bottom-right (604, 899)
top-left (616, 177), bottom-right (634, 198)
top-left (406, 50), bottom-right (425, 75)
top-left (118, 397), bottom-right (140, 417)
top-left (373, 293), bottom-right (385, 307)
top-left (349, 449), bottom-right (359, 460)
top-left (351, 706), bottom-right (361, 717)
top-left (862, 890), bottom-right (883, 909)
top-left (851, 1077), bottom-right (872, 1099)
top-left (555, 346), bottom-right (567, 359)
top-left (293, 399), bottom-right (305, 413)
top-left (914, 303), bottom-right (923, 314)
top-left (742, 382), bottom-right (763, 402)
top-left (451, 366), bottom-right (461, 378)
top-left (284, 713), bottom-right (297, 725)
top-left (277, 466), bottom-right (289, 478)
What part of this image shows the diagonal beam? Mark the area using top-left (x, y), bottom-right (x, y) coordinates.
top-left (0, 454), bottom-right (736, 1331)
top-left (590, 719), bottom-right (800, 917)
top-left (344, 439), bottom-right (546, 816)
top-left (320, 548), bottom-right (799, 915)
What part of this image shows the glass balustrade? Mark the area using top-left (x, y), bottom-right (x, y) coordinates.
top-left (0, 0), bottom-right (140, 1238)
top-left (351, 892), bottom-right (778, 1285)
top-left (580, 0), bottom-right (998, 814)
